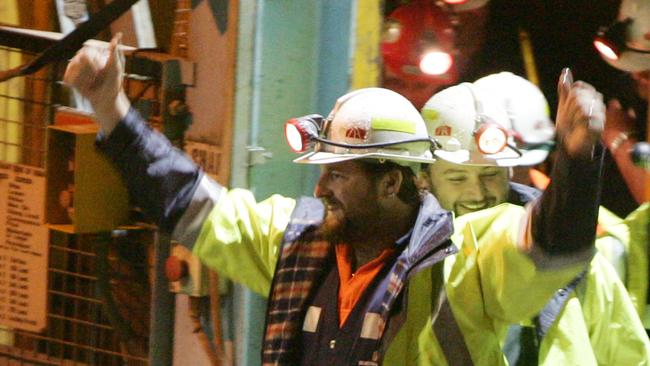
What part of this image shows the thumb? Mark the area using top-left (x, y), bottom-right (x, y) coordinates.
top-left (105, 32), bottom-right (124, 75)
top-left (557, 67), bottom-right (573, 106)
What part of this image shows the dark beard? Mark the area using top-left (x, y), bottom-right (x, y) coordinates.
top-left (317, 205), bottom-right (397, 269)
top-left (316, 208), bottom-right (349, 243)
top-left (316, 206), bottom-right (381, 245)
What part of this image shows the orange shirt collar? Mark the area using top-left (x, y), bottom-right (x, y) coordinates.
top-left (334, 243), bottom-right (396, 327)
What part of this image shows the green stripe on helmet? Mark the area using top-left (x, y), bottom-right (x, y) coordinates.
top-left (371, 117), bottom-right (416, 134)
top-left (421, 108), bottom-right (439, 122)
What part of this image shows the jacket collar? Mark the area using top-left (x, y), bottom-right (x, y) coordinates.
top-left (287, 193), bottom-right (454, 271)
top-left (400, 192), bottom-right (455, 268)
top-left (508, 181), bottom-right (541, 206)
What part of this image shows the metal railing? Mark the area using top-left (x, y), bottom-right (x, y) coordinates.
top-left (0, 35), bottom-right (167, 365)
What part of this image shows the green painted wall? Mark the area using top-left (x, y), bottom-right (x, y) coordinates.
top-left (247, 0), bottom-right (322, 200)
top-left (231, 0), bottom-right (358, 364)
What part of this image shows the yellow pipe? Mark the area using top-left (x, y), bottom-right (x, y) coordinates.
top-left (351, 0), bottom-right (382, 89)
top-left (518, 28), bottom-right (539, 86)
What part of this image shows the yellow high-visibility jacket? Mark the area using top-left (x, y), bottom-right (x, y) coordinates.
top-left (597, 203), bottom-right (650, 330)
top-left (97, 109), bottom-right (649, 365)
top-left (189, 188), bottom-right (650, 365)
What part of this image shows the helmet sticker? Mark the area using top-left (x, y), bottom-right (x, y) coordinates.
top-left (435, 125), bottom-right (452, 136)
top-left (345, 127), bottom-right (368, 140)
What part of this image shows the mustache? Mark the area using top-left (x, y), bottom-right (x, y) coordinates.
top-left (321, 198), bottom-right (342, 209)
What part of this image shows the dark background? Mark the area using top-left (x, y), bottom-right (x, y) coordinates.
top-left (473, 0), bottom-right (637, 114)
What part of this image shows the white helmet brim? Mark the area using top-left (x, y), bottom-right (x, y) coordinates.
top-left (434, 146), bottom-right (550, 167)
top-left (603, 49), bottom-right (650, 72)
top-left (293, 150), bottom-right (436, 165)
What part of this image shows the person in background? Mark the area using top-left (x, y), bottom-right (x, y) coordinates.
top-left (65, 33), bottom-right (607, 365)
top-left (595, 0), bottom-right (650, 215)
top-left (593, 0), bottom-right (650, 335)
top-left (420, 73), bottom-right (650, 364)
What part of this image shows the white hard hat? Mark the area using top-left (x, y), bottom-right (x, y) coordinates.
top-left (422, 82), bottom-right (514, 166)
top-left (290, 88), bottom-right (436, 168)
top-left (595, 0), bottom-right (650, 72)
top-left (422, 78), bottom-right (552, 167)
top-left (474, 72), bottom-right (555, 165)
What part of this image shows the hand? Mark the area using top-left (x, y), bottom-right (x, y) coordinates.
top-left (64, 33), bottom-right (129, 134)
top-left (603, 99), bottom-right (636, 149)
top-left (555, 68), bottom-right (605, 159)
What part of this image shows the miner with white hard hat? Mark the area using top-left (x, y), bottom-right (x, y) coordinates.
top-left (421, 72), bottom-right (650, 364)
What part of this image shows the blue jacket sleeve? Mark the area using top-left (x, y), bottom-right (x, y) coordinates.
top-left (95, 107), bottom-right (202, 233)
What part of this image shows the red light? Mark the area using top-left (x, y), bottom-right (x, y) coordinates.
top-left (419, 51), bottom-right (454, 75)
top-left (380, 1), bottom-right (458, 84)
top-left (285, 116), bottom-right (322, 153)
top-left (285, 120), bottom-right (309, 152)
top-left (475, 123), bottom-right (508, 154)
top-left (443, 0), bottom-right (468, 4)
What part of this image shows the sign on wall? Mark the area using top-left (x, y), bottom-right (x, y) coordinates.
top-left (0, 162), bottom-right (49, 332)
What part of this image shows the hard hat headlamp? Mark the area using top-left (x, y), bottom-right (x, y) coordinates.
top-left (473, 116), bottom-right (554, 159)
top-left (594, 17), bottom-right (650, 61)
top-left (594, 18), bottom-right (631, 60)
top-left (466, 84), bottom-right (510, 156)
top-left (285, 114), bottom-right (323, 153)
top-left (474, 120), bottom-right (508, 155)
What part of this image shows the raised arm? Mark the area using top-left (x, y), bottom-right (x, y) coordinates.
top-left (63, 35), bottom-right (294, 292)
top-left (531, 69), bottom-right (606, 260)
top-left (63, 34), bottom-right (200, 232)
